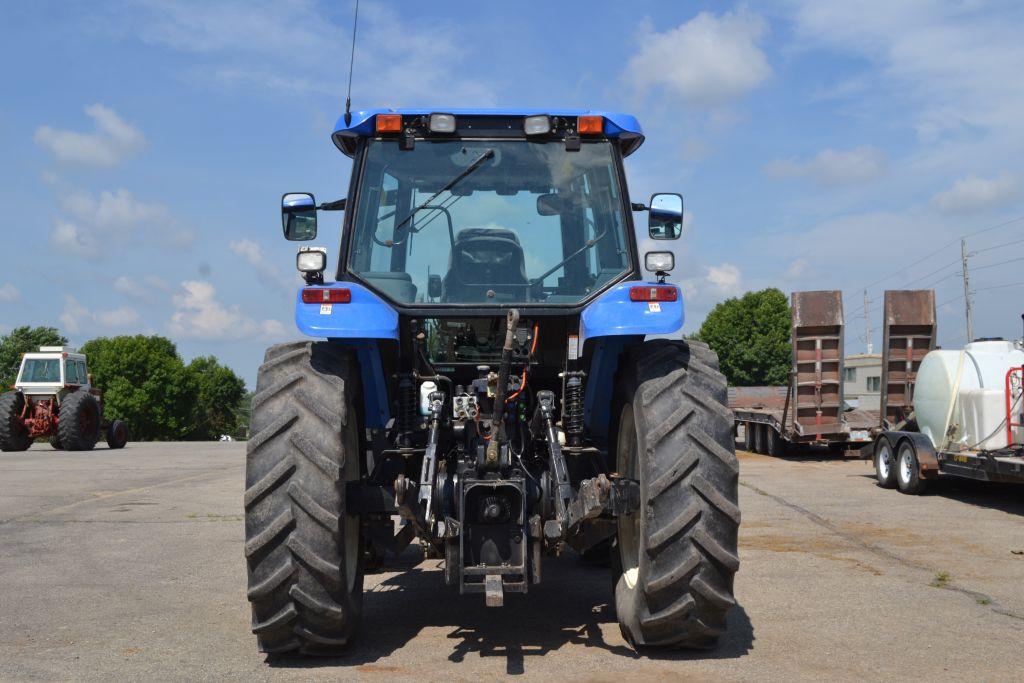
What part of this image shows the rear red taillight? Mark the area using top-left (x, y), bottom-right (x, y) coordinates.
top-left (301, 288), bottom-right (351, 304)
top-left (629, 285), bottom-right (678, 302)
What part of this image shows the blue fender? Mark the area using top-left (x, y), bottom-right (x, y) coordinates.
top-left (580, 282), bottom-right (685, 439)
top-left (295, 282), bottom-right (397, 429)
top-left (579, 282), bottom-right (683, 346)
top-left (295, 281), bottom-right (399, 340)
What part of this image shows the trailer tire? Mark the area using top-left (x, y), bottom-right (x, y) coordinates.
top-left (753, 423), bottom-right (766, 454)
top-left (743, 422), bottom-right (755, 452)
top-left (766, 426), bottom-right (785, 457)
top-left (612, 340), bottom-right (740, 650)
top-left (0, 391), bottom-right (32, 452)
top-left (874, 439), bottom-right (897, 489)
top-left (896, 439), bottom-right (927, 495)
top-left (57, 390), bottom-right (100, 451)
top-left (245, 341), bottom-right (364, 656)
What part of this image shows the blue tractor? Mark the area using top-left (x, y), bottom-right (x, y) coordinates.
top-left (245, 109), bottom-right (739, 654)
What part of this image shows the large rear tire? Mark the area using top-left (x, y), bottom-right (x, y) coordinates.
top-left (612, 340), bottom-right (740, 649)
top-left (57, 391), bottom-right (100, 451)
top-left (244, 341), bottom-right (364, 656)
top-left (0, 391), bottom-right (32, 452)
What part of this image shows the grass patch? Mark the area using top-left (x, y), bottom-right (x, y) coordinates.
top-left (931, 571), bottom-right (951, 588)
top-left (976, 597), bottom-right (992, 606)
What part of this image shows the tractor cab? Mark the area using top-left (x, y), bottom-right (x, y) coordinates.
top-left (15, 346), bottom-right (90, 398)
top-left (281, 110), bottom-right (682, 309)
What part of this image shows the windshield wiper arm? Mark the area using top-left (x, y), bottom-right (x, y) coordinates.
top-left (391, 148), bottom-right (494, 236)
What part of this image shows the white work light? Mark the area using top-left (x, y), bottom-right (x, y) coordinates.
top-left (523, 115), bottom-right (551, 136)
top-left (645, 251), bottom-right (675, 272)
top-left (297, 248), bottom-right (327, 273)
top-left (429, 113), bottom-right (457, 133)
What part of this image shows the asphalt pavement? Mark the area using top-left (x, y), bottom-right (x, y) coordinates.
top-left (1, 442), bottom-right (1022, 682)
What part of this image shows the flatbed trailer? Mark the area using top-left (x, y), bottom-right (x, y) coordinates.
top-left (732, 291), bottom-right (881, 455)
top-left (733, 290), bottom-right (938, 456)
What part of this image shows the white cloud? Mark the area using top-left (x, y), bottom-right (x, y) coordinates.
top-left (764, 146), bottom-right (888, 185)
top-left (0, 283), bottom-right (20, 302)
top-left (113, 275), bottom-right (171, 302)
top-left (229, 239), bottom-right (292, 289)
top-left (59, 295), bottom-right (139, 335)
top-left (930, 174), bottom-right (1020, 213)
top-left (788, 1), bottom-right (1024, 140)
top-left (49, 188), bottom-right (194, 259)
top-left (124, 1), bottom-right (496, 105)
top-left (34, 104), bottom-right (145, 167)
top-left (168, 280), bottom-right (283, 341)
top-left (626, 10), bottom-right (771, 105)
top-left (706, 263), bottom-right (743, 296)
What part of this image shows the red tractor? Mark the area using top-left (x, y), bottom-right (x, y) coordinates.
top-left (0, 346), bottom-right (128, 451)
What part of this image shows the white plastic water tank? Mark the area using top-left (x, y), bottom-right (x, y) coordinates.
top-left (913, 340), bottom-right (1024, 450)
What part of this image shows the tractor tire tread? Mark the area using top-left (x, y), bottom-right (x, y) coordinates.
top-left (245, 341), bottom-right (362, 655)
top-left (614, 339), bottom-right (739, 650)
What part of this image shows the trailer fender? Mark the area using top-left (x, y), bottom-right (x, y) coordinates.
top-left (886, 431), bottom-right (939, 478)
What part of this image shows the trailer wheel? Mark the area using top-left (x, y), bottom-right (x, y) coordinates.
top-left (743, 422), bottom-right (755, 452)
top-left (873, 439), bottom-right (897, 489)
top-left (896, 440), bottom-right (927, 495)
top-left (612, 340), bottom-right (739, 650)
top-left (766, 426), bottom-right (785, 456)
top-left (57, 390), bottom-right (100, 451)
top-left (753, 423), bottom-right (766, 454)
top-left (244, 341), bottom-right (364, 655)
top-left (0, 391), bottom-right (32, 452)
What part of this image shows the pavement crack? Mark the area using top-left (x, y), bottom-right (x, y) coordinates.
top-left (740, 479), bottom-right (1024, 622)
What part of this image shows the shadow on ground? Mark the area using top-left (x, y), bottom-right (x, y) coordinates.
top-left (852, 471), bottom-right (1024, 517)
top-left (268, 551), bottom-right (754, 675)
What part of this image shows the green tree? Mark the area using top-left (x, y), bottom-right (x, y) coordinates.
top-left (697, 288), bottom-right (791, 386)
top-left (0, 326), bottom-right (68, 387)
top-left (80, 335), bottom-right (200, 441)
top-left (185, 356), bottom-right (247, 440)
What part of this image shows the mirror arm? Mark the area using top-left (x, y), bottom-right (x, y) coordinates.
top-left (318, 198), bottom-right (347, 211)
top-left (630, 202), bottom-right (648, 212)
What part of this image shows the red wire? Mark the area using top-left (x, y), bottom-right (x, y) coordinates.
top-left (505, 324), bottom-right (539, 403)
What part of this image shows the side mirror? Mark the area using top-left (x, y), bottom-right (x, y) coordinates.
top-left (282, 192), bottom-right (317, 241)
top-left (428, 274), bottom-right (442, 299)
top-left (648, 193), bottom-right (683, 240)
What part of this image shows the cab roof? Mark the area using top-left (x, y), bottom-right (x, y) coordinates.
top-left (332, 108), bottom-right (644, 157)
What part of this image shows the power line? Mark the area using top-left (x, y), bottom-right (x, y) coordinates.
top-left (973, 236), bottom-right (1024, 255)
top-left (976, 280), bottom-right (1024, 292)
top-left (971, 255), bottom-right (1024, 272)
top-left (853, 213), bottom-right (1024, 294)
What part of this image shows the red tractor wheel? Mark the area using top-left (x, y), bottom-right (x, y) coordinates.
top-left (106, 420), bottom-right (129, 449)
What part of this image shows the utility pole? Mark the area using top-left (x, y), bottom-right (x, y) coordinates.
top-left (961, 239), bottom-right (974, 342)
top-left (863, 289), bottom-right (873, 354)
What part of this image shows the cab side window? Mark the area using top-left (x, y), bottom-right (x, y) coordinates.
top-left (64, 360), bottom-right (80, 385)
top-left (78, 361), bottom-right (88, 385)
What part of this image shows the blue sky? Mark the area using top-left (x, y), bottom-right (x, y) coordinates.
top-left (2, 1), bottom-right (1023, 386)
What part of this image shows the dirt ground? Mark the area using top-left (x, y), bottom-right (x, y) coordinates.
top-left (1, 441), bottom-right (1022, 682)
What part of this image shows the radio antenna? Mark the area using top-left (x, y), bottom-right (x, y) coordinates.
top-left (343, 0), bottom-right (360, 127)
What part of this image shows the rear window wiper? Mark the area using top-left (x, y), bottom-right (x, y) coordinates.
top-left (385, 148), bottom-right (494, 245)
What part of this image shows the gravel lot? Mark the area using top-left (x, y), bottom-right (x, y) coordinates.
top-left (1, 441), bottom-right (1022, 682)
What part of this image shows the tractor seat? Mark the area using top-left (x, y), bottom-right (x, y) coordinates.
top-left (442, 228), bottom-right (529, 303)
